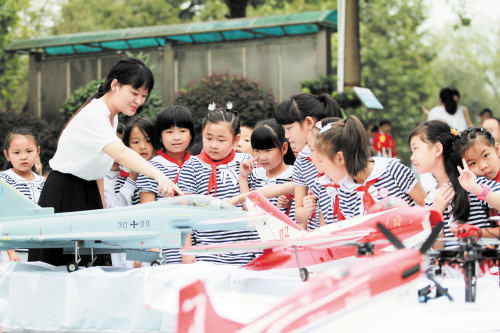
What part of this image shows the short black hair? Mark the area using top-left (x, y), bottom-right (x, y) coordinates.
top-left (480, 108), bottom-right (493, 117)
top-left (379, 119), bottom-right (391, 127)
top-left (122, 117), bottom-right (154, 148)
top-left (241, 121), bottom-right (256, 130)
top-left (154, 106), bottom-right (195, 151)
top-left (117, 123), bottom-right (125, 135)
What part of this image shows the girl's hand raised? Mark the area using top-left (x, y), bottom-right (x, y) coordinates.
top-left (240, 158), bottom-right (257, 178)
top-left (457, 158), bottom-right (482, 195)
top-left (433, 184), bottom-right (454, 214)
top-left (303, 190), bottom-right (318, 217)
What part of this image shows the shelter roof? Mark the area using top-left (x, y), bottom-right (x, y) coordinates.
top-left (6, 10), bottom-right (337, 56)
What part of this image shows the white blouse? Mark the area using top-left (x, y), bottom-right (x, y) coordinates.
top-left (49, 99), bottom-right (121, 181)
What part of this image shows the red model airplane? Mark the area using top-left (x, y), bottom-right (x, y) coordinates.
top-left (182, 192), bottom-right (443, 280)
top-left (177, 222), bottom-right (444, 333)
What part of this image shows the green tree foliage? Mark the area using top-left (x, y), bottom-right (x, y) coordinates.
top-left (0, 0), bottom-right (30, 112)
top-left (431, 24), bottom-right (500, 122)
top-left (0, 111), bottom-right (62, 168)
top-left (356, 0), bottom-right (437, 165)
top-left (59, 79), bottom-right (164, 124)
top-left (175, 73), bottom-right (276, 142)
top-left (52, 0), bottom-right (183, 34)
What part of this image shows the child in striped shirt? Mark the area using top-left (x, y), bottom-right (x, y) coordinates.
top-left (315, 116), bottom-right (427, 220)
top-left (410, 121), bottom-right (500, 247)
top-left (239, 119), bottom-right (295, 218)
top-left (305, 117), bottom-right (344, 226)
top-left (177, 102), bottom-right (256, 265)
top-left (137, 106), bottom-right (194, 264)
top-left (275, 93), bottom-right (344, 230)
top-left (1, 128), bottom-right (45, 263)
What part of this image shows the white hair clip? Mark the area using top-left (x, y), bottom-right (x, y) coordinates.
top-left (208, 102), bottom-right (216, 111)
top-left (226, 101), bottom-right (233, 110)
top-left (319, 123), bottom-right (333, 134)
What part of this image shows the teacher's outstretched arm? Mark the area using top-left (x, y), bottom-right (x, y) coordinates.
top-left (103, 140), bottom-right (183, 197)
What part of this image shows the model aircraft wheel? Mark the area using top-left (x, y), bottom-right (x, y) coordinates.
top-left (151, 260), bottom-right (162, 267)
top-left (300, 268), bottom-right (309, 282)
top-left (67, 261), bottom-right (79, 273)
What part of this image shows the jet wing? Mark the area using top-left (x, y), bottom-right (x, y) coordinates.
top-left (181, 231), bottom-right (369, 254)
top-left (0, 231), bottom-right (160, 243)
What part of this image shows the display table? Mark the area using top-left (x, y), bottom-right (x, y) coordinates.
top-left (1, 261), bottom-right (500, 332)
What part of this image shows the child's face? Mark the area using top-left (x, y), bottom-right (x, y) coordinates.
top-left (3, 135), bottom-right (39, 175)
top-left (307, 130), bottom-right (323, 173)
top-left (482, 118), bottom-right (500, 143)
top-left (316, 150), bottom-right (346, 183)
top-left (254, 145), bottom-right (285, 172)
top-left (380, 124), bottom-right (391, 133)
top-left (203, 122), bottom-right (239, 160)
top-left (234, 126), bottom-right (253, 156)
top-left (161, 126), bottom-right (192, 155)
top-left (129, 126), bottom-right (154, 161)
top-left (283, 121), bottom-right (309, 154)
top-left (410, 135), bottom-right (438, 175)
top-left (464, 139), bottom-right (500, 180)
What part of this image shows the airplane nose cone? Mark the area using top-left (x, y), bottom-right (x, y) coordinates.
top-left (243, 251), bottom-right (293, 271)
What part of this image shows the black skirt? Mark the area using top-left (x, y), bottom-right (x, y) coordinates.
top-left (28, 170), bottom-right (111, 267)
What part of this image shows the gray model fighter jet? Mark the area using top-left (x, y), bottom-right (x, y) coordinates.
top-left (0, 180), bottom-right (254, 272)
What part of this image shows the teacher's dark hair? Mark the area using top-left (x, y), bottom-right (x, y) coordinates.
top-left (62, 57), bottom-right (155, 132)
top-left (439, 87), bottom-right (457, 116)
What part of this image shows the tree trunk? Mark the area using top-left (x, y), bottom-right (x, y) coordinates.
top-left (344, 0), bottom-right (361, 87)
top-left (224, 0), bottom-right (249, 18)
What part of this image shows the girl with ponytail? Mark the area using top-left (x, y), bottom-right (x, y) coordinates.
top-left (314, 116), bottom-right (426, 220)
top-left (275, 93), bottom-right (343, 230)
top-left (427, 87), bottom-right (468, 132)
top-left (409, 121), bottom-right (500, 247)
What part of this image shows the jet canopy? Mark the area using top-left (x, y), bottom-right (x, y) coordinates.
top-left (158, 195), bottom-right (238, 210)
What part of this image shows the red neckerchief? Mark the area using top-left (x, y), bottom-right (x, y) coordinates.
top-left (197, 149), bottom-right (236, 196)
top-left (495, 169), bottom-right (500, 183)
top-left (156, 150), bottom-right (191, 183)
top-left (318, 172), bottom-right (325, 178)
top-left (120, 170), bottom-right (129, 178)
top-left (354, 178), bottom-right (379, 212)
top-left (323, 184), bottom-right (345, 221)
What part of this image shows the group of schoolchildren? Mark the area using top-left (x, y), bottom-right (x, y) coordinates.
top-left (3, 92), bottom-right (500, 267)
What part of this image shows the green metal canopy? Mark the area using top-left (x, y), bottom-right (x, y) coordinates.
top-left (6, 10), bottom-right (337, 56)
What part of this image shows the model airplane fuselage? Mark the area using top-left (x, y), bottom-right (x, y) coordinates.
top-left (178, 247), bottom-right (425, 333)
top-left (182, 193), bottom-right (443, 274)
top-left (0, 180), bottom-right (251, 268)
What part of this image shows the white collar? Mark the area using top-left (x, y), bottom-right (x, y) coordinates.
top-left (340, 157), bottom-right (394, 191)
top-left (3, 169), bottom-right (43, 185)
top-left (317, 173), bottom-right (335, 186)
top-left (254, 165), bottom-right (293, 180)
top-left (298, 145), bottom-right (311, 159)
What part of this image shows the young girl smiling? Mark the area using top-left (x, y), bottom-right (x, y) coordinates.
top-left (178, 103), bottom-right (256, 265)
top-left (239, 119), bottom-right (295, 217)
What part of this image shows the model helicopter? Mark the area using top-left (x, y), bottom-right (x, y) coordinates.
top-left (182, 192), bottom-right (444, 281)
top-left (0, 180), bottom-right (253, 272)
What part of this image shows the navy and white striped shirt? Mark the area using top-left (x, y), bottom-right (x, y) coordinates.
top-left (136, 155), bottom-right (194, 264)
top-left (339, 157), bottom-right (418, 218)
top-left (248, 165), bottom-right (295, 220)
top-left (292, 145), bottom-right (320, 230)
top-left (310, 174), bottom-right (340, 225)
top-left (178, 152), bottom-right (260, 265)
top-left (0, 169), bottom-right (45, 203)
top-left (425, 176), bottom-right (500, 248)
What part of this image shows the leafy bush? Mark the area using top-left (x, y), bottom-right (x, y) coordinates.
top-left (332, 87), bottom-right (362, 110)
top-left (175, 73), bottom-right (276, 141)
top-left (301, 75), bottom-right (337, 95)
top-left (0, 111), bottom-right (63, 168)
top-left (59, 79), bottom-right (163, 123)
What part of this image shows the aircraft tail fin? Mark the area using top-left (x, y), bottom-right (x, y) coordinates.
top-left (178, 280), bottom-right (244, 333)
top-left (0, 179), bottom-right (49, 219)
top-left (245, 192), bottom-right (304, 241)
